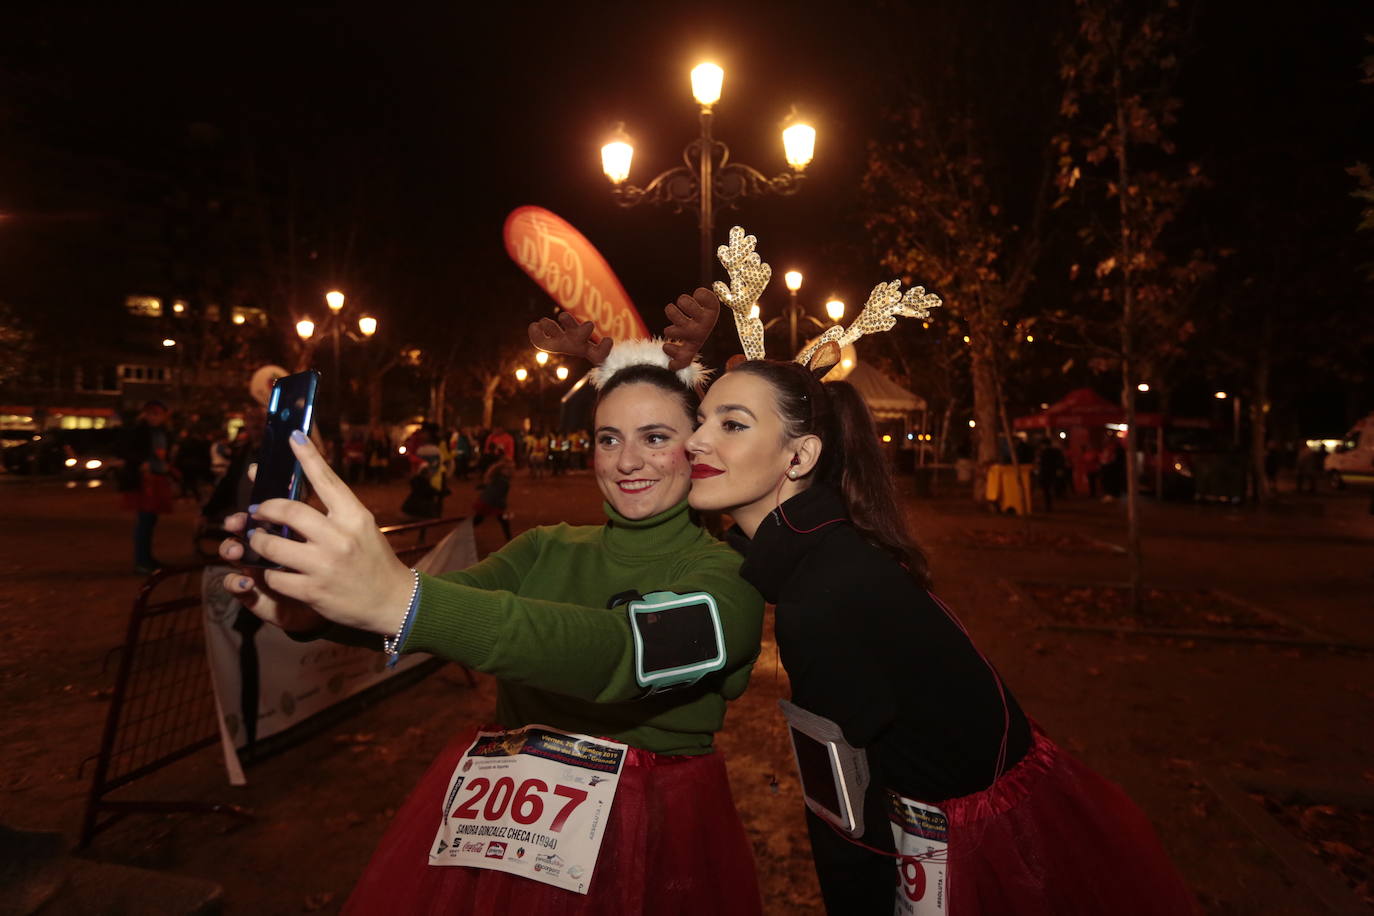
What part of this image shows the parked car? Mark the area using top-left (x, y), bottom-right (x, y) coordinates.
top-left (1325, 413), bottom-right (1374, 489)
top-left (2, 428), bottom-right (125, 481)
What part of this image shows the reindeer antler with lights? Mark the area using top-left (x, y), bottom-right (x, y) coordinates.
top-left (793, 280), bottom-right (943, 376)
top-left (711, 226), bottom-right (771, 362)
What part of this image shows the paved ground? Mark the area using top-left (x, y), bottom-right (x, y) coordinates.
top-left (1, 468), bottom-right (1371, 914)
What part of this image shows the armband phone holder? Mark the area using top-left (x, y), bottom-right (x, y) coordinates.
top-left (627, 590), bottom-right (726, 691)
top-left (779, 699), bottom-right (870, 837)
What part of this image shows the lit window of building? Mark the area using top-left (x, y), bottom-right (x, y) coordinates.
top-left (230, 306), bottom-right (267, 327)
top-left (125, 295), bottom-right (163, 317)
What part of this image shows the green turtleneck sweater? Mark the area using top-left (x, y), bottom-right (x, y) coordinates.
top-left (399, 499), bottom-right (764, 756)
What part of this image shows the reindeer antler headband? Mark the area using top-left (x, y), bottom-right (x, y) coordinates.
top-left (713, 225), bottom-right (942, 375)
top-left (527, 288), bottom-right (719, 390)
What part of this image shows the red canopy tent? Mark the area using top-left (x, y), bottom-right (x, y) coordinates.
top-left (1013, 388), bottom-right (1122, 431)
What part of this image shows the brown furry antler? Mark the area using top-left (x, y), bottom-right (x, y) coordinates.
top-left (661, 288), bottom-right (721, 371)
top-left (527, 312), bottom-right (613, 365)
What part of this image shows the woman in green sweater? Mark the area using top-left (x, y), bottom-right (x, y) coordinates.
top-left (218, 310), bottom-right (766, 913)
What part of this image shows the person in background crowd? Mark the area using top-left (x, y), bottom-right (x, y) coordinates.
top-left (209, 428), bottom-right (233, 483)
top-left (1100, 438), bottom-right (1125, 501)
top-left (1294, 442), bottom-right (1325, 494)
top-left (570, 428), bottom-right (589, 470)
top-left (1078, 442), bottom-right (1101, 497)
top-left (117, 400), bottom-right (176, 575)
top-left (365, 425), bottom-right (392, 483)
top-left (526, 428), bottom-right (548, 478)
top-left (471, 456), bottom-right (514, 541)
top-left (1036, 437), bottom-right (1066, 512)
top-left (453, 427), bottom-right (473, 480)
top-left (174, 423), bottom-right (212, 502)
top-left (479, 426), bottom-right (514, 473)
top-left (343, 431), bottom-right (367, 485)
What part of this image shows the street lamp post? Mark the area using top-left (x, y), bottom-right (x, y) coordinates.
top-left (296, 299), bottom-right (378, 442)
top-left (514, 352), bottom-right (570, 431)
top-left (601, 63), bottom-right (816, 288)
top-left (326, 291), bottom-right (344, 435)
top-left (759, 269), bottom-right (844, 356)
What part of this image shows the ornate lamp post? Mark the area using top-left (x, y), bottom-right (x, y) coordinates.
top-left (759, 269), bottom-right (846, 356)
top-left (514, 351), bottom-right (571, 430)
top-left (601, 62), bottom-right (816, 287)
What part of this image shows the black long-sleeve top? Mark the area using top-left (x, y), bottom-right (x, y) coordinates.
top-left (732, 485), bottom-right (1032, 911)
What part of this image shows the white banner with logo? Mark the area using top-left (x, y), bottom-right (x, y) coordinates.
top-left (202, 520), bottom-right (478, 785)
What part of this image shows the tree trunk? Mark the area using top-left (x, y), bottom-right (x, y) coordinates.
top-left (968, 312), bottom-right (1000, 503)
top-left (482, 374), bottom-right (501, 429)
top-left (431, 375), bottom-right (447, 427)
top-left (1250, 315), bottom-right (1274, 500)
top-left (1114, 58), bottom-right (1145, 617)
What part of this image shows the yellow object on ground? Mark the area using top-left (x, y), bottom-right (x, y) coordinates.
top-left (985, 464), bottom-right (1034, 515)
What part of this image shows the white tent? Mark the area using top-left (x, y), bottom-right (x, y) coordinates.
top-left (843, 362), bottom-right (926, 419)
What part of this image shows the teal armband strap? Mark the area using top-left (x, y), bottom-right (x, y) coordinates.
top-left (628, 590), bottom-right (727, 690)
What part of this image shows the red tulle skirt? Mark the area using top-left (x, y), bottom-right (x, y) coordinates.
top-left (936, 726), bottom-right (1197, 915)
top-left (344, 728), bottom-right (762, 915)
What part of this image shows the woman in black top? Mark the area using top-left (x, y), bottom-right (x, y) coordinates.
top-left (687, 360), bottom-right (1195, 915)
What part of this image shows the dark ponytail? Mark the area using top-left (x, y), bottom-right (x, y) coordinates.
top-left (733, 360), bottom-right (932, 589)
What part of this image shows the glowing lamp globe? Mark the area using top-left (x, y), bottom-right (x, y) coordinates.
top-left (782, 122), bottom-right (816, 170)
top-left (601, 138), bottom-right (634, 184)
top-left (691, 63), bottom-right (724, 108)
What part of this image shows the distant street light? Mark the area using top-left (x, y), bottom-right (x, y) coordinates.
top-left (295, 319), bottom-right (315, 340)
top-left (161, 338), bottom-right (176, 348)
top-left (358, 316), bottom-right (377, 337)
top-left (326, 290), bottom-right (345, 312)
top-left (1138, 383), bottom-right (1150, 392)
top-left (825, 299), bottom-right (845, 323)
top-left (761, 270), bottom-right (837, 355)
top-left (516, 351), bottom-right (571, 428)
top-left (601, 62), bottom-right (815, 287)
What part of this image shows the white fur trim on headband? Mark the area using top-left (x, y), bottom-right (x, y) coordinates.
top-left (586, 338), bottom-right (714, 391)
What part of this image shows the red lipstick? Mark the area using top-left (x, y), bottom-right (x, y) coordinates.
top-left (691, 464), bottom-right (724, 479)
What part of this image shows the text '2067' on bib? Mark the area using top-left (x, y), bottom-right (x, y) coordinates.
top-left (430, 724), bottom-right (627, 895)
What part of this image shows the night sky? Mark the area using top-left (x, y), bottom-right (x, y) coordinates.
top-left (2, 1), bottom-right (1370, 421)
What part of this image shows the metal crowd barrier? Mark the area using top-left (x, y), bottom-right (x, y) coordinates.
top-left (77, 515), bottom-right (469, 848)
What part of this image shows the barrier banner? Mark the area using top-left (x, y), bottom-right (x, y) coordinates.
top-left (202, 520), bottom-right (479, 785)
top-left (503, 206), bottom-right (648, 341)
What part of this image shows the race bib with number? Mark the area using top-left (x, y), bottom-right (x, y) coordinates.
top-left (429, 724), bottom-right (627, 895)
top-left (888, 791), bottom-right (950, 916)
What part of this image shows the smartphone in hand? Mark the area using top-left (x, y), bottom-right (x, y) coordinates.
top-left (241, 370), bottom-right (320, 567)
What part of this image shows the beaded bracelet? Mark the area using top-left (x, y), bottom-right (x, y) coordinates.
top-left (383, 568), bottom-right (421, 657)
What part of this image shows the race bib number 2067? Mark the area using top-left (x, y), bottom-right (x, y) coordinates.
top-left (429, 724), bottom-right (627, 895)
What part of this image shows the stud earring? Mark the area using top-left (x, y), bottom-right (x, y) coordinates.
top-left (787, 469), bottom-right (798, 479)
